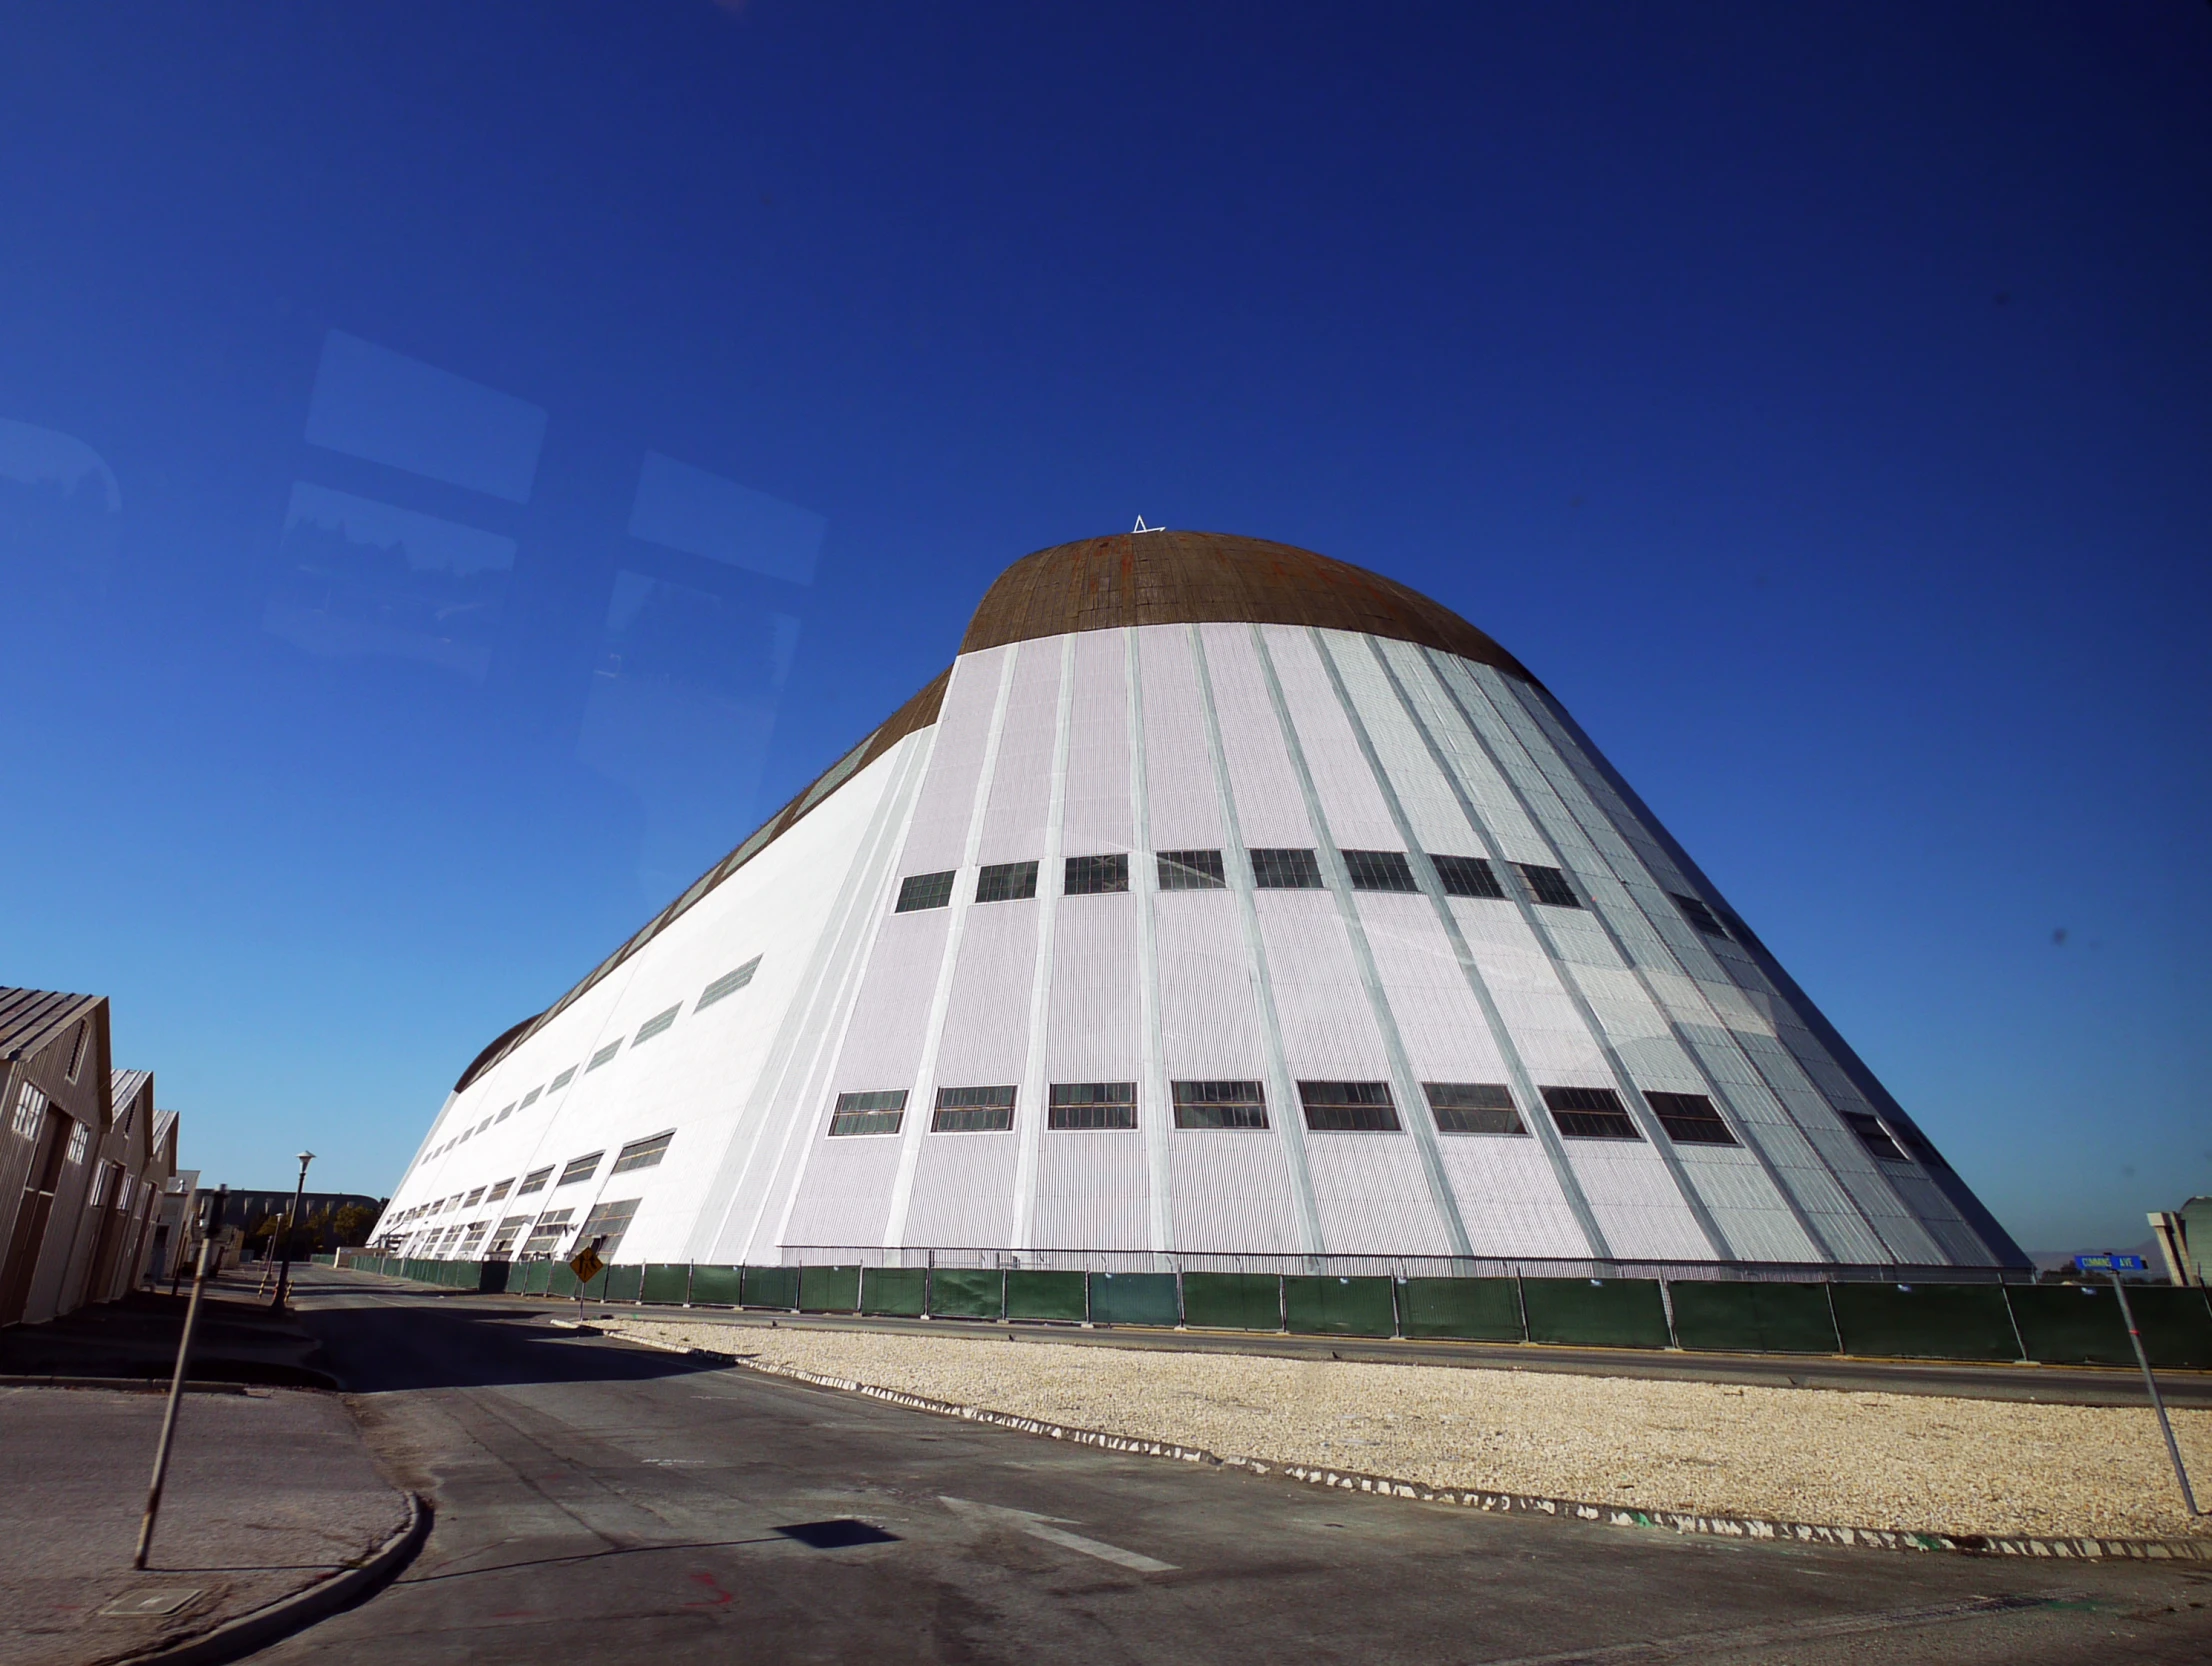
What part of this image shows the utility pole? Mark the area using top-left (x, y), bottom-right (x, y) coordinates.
top-left (270, 1151), bottom-right (314, 1311)
top-left (135, 1185), bottom-right (225, 1569)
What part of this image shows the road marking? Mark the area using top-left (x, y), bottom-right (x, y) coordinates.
top-left (939, 1496), bottom-right (1176, 1573)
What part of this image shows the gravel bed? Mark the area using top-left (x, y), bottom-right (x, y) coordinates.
top-left (606, 1318), bottom-right (2212, 1542)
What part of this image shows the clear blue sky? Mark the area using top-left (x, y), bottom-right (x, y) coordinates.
top-left (2, 3), bottom-right (2205, 1251)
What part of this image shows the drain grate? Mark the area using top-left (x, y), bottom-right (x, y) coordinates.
top-left (774, 1518), bottom-right (899, 1549)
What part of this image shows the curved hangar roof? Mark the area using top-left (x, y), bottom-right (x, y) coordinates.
top-left (965, 530), bottom-right (1536, 683)
top-left (455, 530), bottom-right (1526, 1092)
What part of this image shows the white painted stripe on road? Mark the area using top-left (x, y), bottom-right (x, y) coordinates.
top-left (1020, 1521), bottom-right (1176, 1573)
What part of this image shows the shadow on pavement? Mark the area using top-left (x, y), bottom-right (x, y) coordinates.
top-left (296, 1294), bottom-right (733, 1393)
top-left (0, 1281), bottom-right (338, 1387)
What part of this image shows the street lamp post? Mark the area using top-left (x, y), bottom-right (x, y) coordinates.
top-left (270, 1151), bottom-right (315, 1311)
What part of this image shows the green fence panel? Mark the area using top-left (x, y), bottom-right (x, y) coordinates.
top-left (687, 1264), bottom-right (744, 1305)
top-left (740, 1265), bottom-right (800, 1309)
top-left (1668, 1281), bottom-right (1839, 1354)
top-left (2126, 1285), bottom-right (2212, 1370)
top-left (457, 1261), bottom-right (484, 1290)
top-left (545, 1264), bottom-right (581, 1298)
top-left (1087, 1272), bottom-right (1179, 1327)
top-left (2005, 1283), bottom-right (2134, 1366)
top-left (1395, 1277), bottom-right (1525, 1341)
top-left (1829, 1282), bottom-right (2021, 1361)
top-left (1521, 1277), bottom-right (1671, 1349)
top-left (799, 1265), bottom-right (862, 1313)
top-left (928, 1268), bottom-right (1006, 1320)
top-left (641, 1263), bottom-right (691, 1305)
top-left (580, 1265), bottom-right (610, 1300)
top-left (602, 1264), bottom-right (644, 1304)
top-left (478, 1261), bottom-right (511, 1294)
top-left (1006, 1269), bottom-right (1087, 1322)
top-left (520, 1260), bottom-right (553, 1295)
top-left (1284, 1275), bottom-right (1396, 1338)
top-left (1181, 1272), bottom-right (1282, 1331)
top-left (861, 1266), bottom-right (927, 1317)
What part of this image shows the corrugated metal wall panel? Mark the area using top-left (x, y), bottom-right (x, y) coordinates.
top-left (1438, 1138), bottom-right (1591, 1256)
top-left (1304, 1135), bottom-right (1457, 1255)
top-left (1045, 894), bottom-right (1141, 1082)
top-left (899, 647), bottom-right (1002, 873)
top-left (1033, 1128), bottom-right (1150, 1250)
top-left (1200, 623), bottom-right (1313, 847)
top-left (933, 901), bottom-right (1039, 1085)
top-left (903, 1126), bottom-right (1020, 1248)
top-left (1260, 626), bottom-right (1400, 849)
top-left (1061, 627), bottom-right (1134, 857)
top-left (978, 642), bottom-right (1061, 865)
top-left (1136, 622), bottom-right (1223, 850)
top-left (1167, 1131), bottom-right (1305, 1254)
top-left (1154, 893), bottom-right (1265, 1074)
top-left (782, 1134), bottom-right (906, 1249)
top-left (1255, 893), bottom-right (1384, 1076)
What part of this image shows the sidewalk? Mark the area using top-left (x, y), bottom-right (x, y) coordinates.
top-left (1, 1273), bottom-right (415, 1666)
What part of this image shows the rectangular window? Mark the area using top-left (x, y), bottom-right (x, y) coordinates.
top-left (1542, 1085), bottom-right (1642, 1139)
top-left (1250, 848), bottom-right (1324, 889)
top-left (520, 1086), bottom-right (542, 1108)
top-left (1844, 1111), bottom-right (1908, 1162)
top-left (1172, 1080), bottom-right (1268, 1130)
top-left (1431, 854), bottom-right (1505, 900)
top-left (611, 1131), bottom-right (674, 1173)
top-left (975, 860), bottom-right (1038, 903)
top-left (827, 1089), bottom-right (907, 1137)
top-left (697, 956), bottom-right (762, 1010)
top-left (932, 1085), bottom-right (1015, 1133)
top-left (1064, 853), bottom-right (1129, 895)
top-left (1048, 1082), bottom-right (1137, 1130)
top-left (1299, 1080), bottom-right (1402, 1132)
top-left (1156, 849), bottom-right (1227, 891)
top-left (463, 1186), bottom-right (486, 1208)
top-left (574, 1197), bottom-right (641, 1260)
top-left (484, 1178), bottom-right (513, 1203)
top-left (519, 1209), bottom-right (575, 1259)
top-left (549, 1066), bottom-right (577, 1091)
top-left (633, 1004), bottom-right (680, 1045)
top-left (1517, 864), bottom-right (1581, 908)
top-left (90, 1162), bottom-right (112, 1207)
top-left (587, 1040), bottom-right (622, 1072)
top-left (896, 870), bottom-right (956, 912)
top-left (556, 1152), bottom-right (603, 1187)
top-left (1673, 894), bottom-right (1729, 938)
top-left (1425, 1081), bottom-right (1523, 1135)
top-left (488, 1214), bottom-right (531, 1256)
top-left (67, 1122), bottom-right (90, 1164)
top-left (1647, 1090), bottom-right (1738, 1145)
top-left (495, 1105), bottom-right (514, 1124)
top-left (1342, 850), bottom-right (1418, 893)
top-left (11, 1083), bottom-right (46, 1139)
top-left (67, 1021), bottom-right (87, 1081)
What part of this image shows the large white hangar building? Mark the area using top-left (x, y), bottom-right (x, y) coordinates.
top-left (378, 531), bottom-right (2026, 1276)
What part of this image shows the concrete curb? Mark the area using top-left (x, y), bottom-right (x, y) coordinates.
top-left (0, 1376), bottom-right (249, 1395)
top-left (114, 1490), bottom-right (432, 1666)
top-left (625, 1335), bottom-right (2212, 1564)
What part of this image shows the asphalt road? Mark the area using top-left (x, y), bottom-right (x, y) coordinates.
top-left (276, 1269), bottom-right (2212, 1665)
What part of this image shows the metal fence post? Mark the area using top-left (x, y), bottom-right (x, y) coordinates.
top-left (2111, 1275), bottom-right (2202, 1516)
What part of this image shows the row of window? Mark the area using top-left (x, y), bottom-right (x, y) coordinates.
top-left (391, 1131), bottom-right (672, 1227)
top-left (415, 958), bottom-right (762, 1168)
top-left (404, 1191), bottom-right (645, 1264)
top-left (896, 850), bottom-right (1595, 912)
top-left (823, 1079), bottom-right (1758, 1147)
top-left (895, 851), bottom-right (1740, 950)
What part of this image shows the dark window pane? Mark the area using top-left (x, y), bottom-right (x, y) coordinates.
top-left (975, 860), bottom-right (1038, 903)
top-left (1157, 849), bottom-right (1226, 891)
top-left (697, 956), bottom-right (761, 1009)
top-left (933, 1084), bottom-right (1015, 1132)
top-left (1431, 854), bottom-right (1505, 899)
top-left (556, 1151), bottom-right (604, 1185)
top-left (1517, 864), bottom-right (1581, 908)
top-left (1171, 1079), bottom-right (1268, 1129)
top-left (516, 1165), bottom-right (553, 1195)
top-left (612, 1130), bottom-right (675, 1172)
top-left (1048, 1081), bottom-right (1137, 1130)
top-left (1541, 1085), bottom-right (1640, 1139)
top-left (1064, 853), bottom-right (1130, 895)
top-left (574, 1197), bottom-right (640, 1259)
top-left (1342, 850), bottom-right (1418, 893)
top-left (1424, 1081), bottom-right (1522, 1135)
top-left (896, 871), bottom-right (956, 912)
top-left (1646, 1091), bottom-right (1738, 1146)
top-left (633, 1003), bottom-right (679, 1044)
top-left (1844, 1111), bottom-right (1908, 1161)
top-left (1249, 848), bottom-right (1323, 889)
top-left (828, 1088), bottom-right (907, 1137)
top-left (1299, 1080), bottom-right (1401, 1132)
top-left (1672, 894), bottom-right (1729, 938)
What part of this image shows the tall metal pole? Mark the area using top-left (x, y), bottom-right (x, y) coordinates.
top-left (2112, 1273), bottom-right (2202, 1516)
top-left (271, 1151), bottom-right (315, 1311)
top-left (135, 1185), bottom-right (225, 1570)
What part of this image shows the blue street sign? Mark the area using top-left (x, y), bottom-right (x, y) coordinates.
top-left (2074, 1253), bottom-right (2148, 1272)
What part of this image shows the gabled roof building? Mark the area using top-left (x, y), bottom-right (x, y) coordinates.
top-left (379, 532), bottom-right (2026, 1275)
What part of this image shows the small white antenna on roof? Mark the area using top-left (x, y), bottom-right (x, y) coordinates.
top-left (1132, 515), bottom-right (1163, 533)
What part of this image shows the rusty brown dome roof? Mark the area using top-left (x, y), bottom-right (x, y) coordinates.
top-left (960, 530), bottom-right (1536, 683)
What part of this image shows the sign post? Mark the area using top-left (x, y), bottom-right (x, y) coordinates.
top-left (135, 1185), bottom-right (226, 1570)
top-left (2109, 1272), bottom-right (2202, 1517)
top-left (568, 1236), bottom-right (607, 1320)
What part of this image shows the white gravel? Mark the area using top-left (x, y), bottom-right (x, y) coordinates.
top-left (604, 1317), bottom-right (2212, 1543)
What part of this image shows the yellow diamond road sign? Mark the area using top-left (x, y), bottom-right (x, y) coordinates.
top-left (569, 1245), bottom-right (605, 1285)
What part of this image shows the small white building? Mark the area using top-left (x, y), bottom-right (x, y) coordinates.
top-left (377, 531), bottom-right (2026, 1276)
